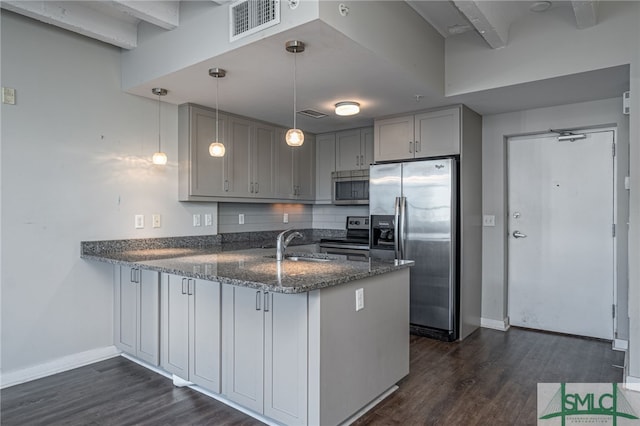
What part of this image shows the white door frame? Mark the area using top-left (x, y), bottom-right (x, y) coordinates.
top-left (505, 127), bottom-right (618, 339)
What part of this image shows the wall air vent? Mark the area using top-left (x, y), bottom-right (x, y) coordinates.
top-left (229, 0), bottom-right (280, 42)
top-left (298, 109), bottom-right (328, 119)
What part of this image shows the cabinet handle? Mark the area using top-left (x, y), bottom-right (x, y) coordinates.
top-left (416, 140), bottom-right (421, 152)
top-left (181, 278), bottom-right (187, 295)
top-left (255, 182), bottom-right (259, 193)
top-left (264, 292), bottom-right (270, 312)
top-left (250, 183), bottom-right (254, 193)
top-left (356, 155), bottom-right (360, 166)
top-left (360, 155), bottom-right (364, 166)
top-left (188, 279), bottom-right (194, 296)
top-left (130, 268), bottom-right (135, 283)
top-left (256, 291), bottom-right (261, 311)
top-left (409, 141), bottom-right (414, 154)
top-left (224, 180), bottom-right (229, 192)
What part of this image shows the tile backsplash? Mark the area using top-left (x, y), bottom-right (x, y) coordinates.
top-left (218, 203), bottom-right (369, 233)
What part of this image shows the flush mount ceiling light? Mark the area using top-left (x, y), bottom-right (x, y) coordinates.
top-left (530, 1), bottom-right (552, 12)
top-left (208, 67), bottom-right (226, 157)
top-left (151, 88), bottom-right (168, 165)
top-left (334, 101), bottom-right (360, 116)
top-left (285, 40), bottom-right (305, 147)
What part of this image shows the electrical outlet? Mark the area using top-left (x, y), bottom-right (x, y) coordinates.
top-left (2, 87), bottom-right (16, 105)
top-left (135, 215), bottom-right (144, 229)
top-left (193, 214), bottom-right (201, 227)
top-left (355, 288), bottom-right (364, 311)
top-left (283, 213), bottom-right (289, 223)
top-left (239, 214), bottom-right (245, 225)
top-left (152, 214), bottom-right (161, 228)
top-left (483, 215), bottom-right (496, 227)
top-left (204, 213), bottom-right (213, 226)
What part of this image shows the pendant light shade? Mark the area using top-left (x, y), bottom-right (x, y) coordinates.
top-left (152, 88), bottom-right (168, 165)
top-left (285, 40), bottom-right (305, 147)
top-left (209, 68), bottom-right (226, 157)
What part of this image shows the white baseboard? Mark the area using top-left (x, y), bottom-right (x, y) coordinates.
top-left (0, 346), bottom-right (120, 389)
top-left (624, 375), bottom-right (640, 392)
top-left (481, 317), bottom-right (510, 332)
top-left (613, 339), bottom-right (629, 351)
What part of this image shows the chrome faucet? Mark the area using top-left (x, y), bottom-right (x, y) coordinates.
top-left (276, 229), bottom-right (303, 261)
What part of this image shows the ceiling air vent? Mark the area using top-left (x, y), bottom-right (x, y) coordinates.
top-left (229, 0), bottom-right (280, 42)
top-left (298, 109), bottom-right (328, 119)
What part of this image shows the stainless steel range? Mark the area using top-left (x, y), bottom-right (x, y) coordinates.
top-left (319, 216), bottom-right (370, 259)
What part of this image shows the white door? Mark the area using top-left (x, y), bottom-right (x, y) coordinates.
top-left (507, 130), bottom-right (615, 339)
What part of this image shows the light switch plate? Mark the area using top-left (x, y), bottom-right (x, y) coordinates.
top-left (193, 214), bottom-right (201, 227)
top-left (152, 214), bottom-right (161, 228)
top-left (283, 213), bottom-right (289, 223)
top-left (483, 215), bottom-right (496, 227)
top-left (2, 87), bottom-right (16, 105)
top-left (239, 214), bottom-right (245, 225)
top-left (204, 213), bottom-right (213, 227)
top-left (135, 215), bottom-right (144, 229)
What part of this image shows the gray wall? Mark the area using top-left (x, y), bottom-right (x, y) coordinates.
top-left (481, 97), bottom-right (630, 339)
top-left (0, 11), bottom-right (219, 375)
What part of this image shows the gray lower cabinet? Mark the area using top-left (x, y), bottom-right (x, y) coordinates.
top-left (114, 266), bottom-right (160, 366)
top-left (222, 284), bottom-right (308, 426)
top-left (161, 274), bottom-right (221, 393)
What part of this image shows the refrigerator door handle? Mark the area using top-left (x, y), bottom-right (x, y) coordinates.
top-left (399, 196), bottom-right (407, 259)
top-left (394, 197), bottom-right (401, 259)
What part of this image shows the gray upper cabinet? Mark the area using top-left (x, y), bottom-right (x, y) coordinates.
top-left (161, 273), bottom-right (221, 393)
top-left (374, 107), bottom-right (461, 162)
top-left (222, 285), bottom-right (308, 426)
top-left (178, 105), bottom-right (229, 199)
top-left (179, 103), bottom-right (313, 203)
top-left (315, 133), bottom-right (336, 204)
top-left (335, 127), bottom-right (373, 171)
top-left (115, 266), bottom-right (160, 366)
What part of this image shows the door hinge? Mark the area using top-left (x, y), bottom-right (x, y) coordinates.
top-left (612, 224), bottom-right (616, 237)
top-left (612, 304), bottom-right (616, 319)
top-left (612, 142), bottom-right (616, 158)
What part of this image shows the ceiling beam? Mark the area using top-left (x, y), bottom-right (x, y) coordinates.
top-left (1, 1), bottom-right (138, 49)
top-left (111, 1), bottom-right (180, 31)
top-left (571, 1), bottom-right (598, 29)
top-left (453, 0), bottom-right (509, 49)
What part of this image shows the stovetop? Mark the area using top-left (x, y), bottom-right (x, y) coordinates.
top-left (320, 216), bottom-right (370, 247)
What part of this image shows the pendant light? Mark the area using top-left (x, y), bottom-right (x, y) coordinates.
top-left (151, 88), bottom-right (168, 165)
top-left (285, 40), bottom-right (305, 147)
top-left (208, 68), bottom-right (226, 157)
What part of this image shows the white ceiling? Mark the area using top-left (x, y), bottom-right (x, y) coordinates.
top-left (3, 0), bottom-right (629, 134)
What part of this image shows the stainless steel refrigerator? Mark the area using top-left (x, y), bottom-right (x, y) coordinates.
top-left (369, 159), bottom-right (458, 341)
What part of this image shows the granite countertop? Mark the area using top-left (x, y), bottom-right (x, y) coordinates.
top-left (82, 244), bottom-right (413, 294)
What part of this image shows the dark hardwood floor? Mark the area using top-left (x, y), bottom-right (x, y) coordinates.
top-left (1, 327), bottom-right (624, 426)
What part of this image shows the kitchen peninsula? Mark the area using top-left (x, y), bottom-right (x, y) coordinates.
top-left (81, 237), bottom-right (412, 426)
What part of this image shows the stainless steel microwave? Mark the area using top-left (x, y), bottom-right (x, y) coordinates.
top-left (331, 170), bottom-right (369, 205)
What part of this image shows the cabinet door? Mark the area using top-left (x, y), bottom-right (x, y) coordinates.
top-left (189, 279), bottom-right (221, 393)
top-left (335, 129), bottom-right (362, 171)
top-left (315, 133), bottom-right (336, 203)
top-left (227, 117), bottom-right (253, 197)
top-left (115, 266), bottom-right (137, 355)
top-left (275, 129), bottom-right (295, 198)
top-left (162, 274), bottom-right (190, 379)
top-left (253, 124), bottom-right (276, 198)
top-left (374, 115), bottom-right (414, 162)
top-left (293, 134), bottom-right (315, 200)
top-left (222, 285), bottom-right (265, 413)
top-left (361, 127), bottom-right (374, 168)
top-left (137, 269), bottom-right (160, 366)
top-left (188, 106), bottom-right (228, 197)
top-left (414, 108), bottom-right (460, 158)
top-left (264, 292), bottom-right (308, 426)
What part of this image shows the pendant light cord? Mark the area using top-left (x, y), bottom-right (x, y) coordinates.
top-left (157, 93), bottom-right (162, 152)
top-left (293, 51), bottom-right (297, 130)
top-left (216, 76), bottom-right (219, 142)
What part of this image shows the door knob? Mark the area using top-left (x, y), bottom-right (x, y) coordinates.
top-left (512, 231), bottom-right (527, 239)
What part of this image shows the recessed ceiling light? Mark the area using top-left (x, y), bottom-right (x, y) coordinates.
top-left (530, 1), bottom-right (552, 12)
top-left (335, 101), bottom-right (360, 116)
